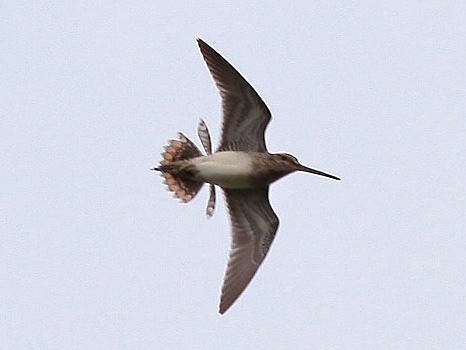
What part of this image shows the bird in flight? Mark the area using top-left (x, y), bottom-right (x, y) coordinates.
top-left (153, 39), bottom-right (340, 314)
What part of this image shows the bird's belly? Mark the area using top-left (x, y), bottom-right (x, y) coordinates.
top-left (192, 152), bottom-right (254, 189)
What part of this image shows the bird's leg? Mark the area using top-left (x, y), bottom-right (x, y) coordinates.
top-left (197, 119), bottom-right (212, 155)
top-left (197, 119), bottom-right (216, 217)
top-left (206, 184), bottom-right (216, 217)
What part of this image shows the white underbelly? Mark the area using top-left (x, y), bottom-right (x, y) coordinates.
top-left (192, 152), bottom-right (254, 188)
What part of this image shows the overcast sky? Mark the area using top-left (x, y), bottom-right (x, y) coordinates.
top-left (2, 2), bottom-right (465, 349)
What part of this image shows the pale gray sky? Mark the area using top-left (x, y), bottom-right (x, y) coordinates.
top-left (2, 2), bottom-right (465, 349)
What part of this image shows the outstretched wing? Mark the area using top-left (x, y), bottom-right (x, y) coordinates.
top-left (220, 187), bottom-right (279, 314)
top-left (197, 39), bottom-right (272, 152)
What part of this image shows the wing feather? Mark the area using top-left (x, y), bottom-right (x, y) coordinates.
top-left (220, 187), bottom-right (279, 314)
top-left (197, 39), bottom-right (272, 152)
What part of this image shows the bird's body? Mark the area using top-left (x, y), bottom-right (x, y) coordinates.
top-left (161, 151), bottom-right (317, 189)
top-left (153, 39), bottom-right (340, 314)
top-left (191, 151), bottom-right (257, 188)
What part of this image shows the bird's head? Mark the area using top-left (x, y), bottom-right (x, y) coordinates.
top-left (274, 153), bottom-right (340, 181)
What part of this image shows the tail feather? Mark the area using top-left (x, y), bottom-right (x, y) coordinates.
top-left (156, 133), bottom-right (204, 203)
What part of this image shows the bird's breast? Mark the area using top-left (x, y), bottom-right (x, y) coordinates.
top-left (192, 152), bottom-right (255, 189)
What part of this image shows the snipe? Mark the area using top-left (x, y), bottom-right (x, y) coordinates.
top-left (153, 39), bottom-right (340, 314)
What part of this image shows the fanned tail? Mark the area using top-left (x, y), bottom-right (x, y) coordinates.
top-left (154, 133), bottom-right (204, 203)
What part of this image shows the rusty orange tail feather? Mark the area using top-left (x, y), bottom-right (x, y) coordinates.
top-left (155, 133), bottom-right (204, 203)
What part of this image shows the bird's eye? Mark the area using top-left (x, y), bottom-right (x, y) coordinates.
top-left (280, 154), bottom-right (298, 163)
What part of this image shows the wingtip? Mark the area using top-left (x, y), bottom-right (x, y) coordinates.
top-left (218, 303), bottom-right (228, 315)
top-left (218, 295), bottom-right (237, 315)
top-left (197, 38), bottom-right (215, 55)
